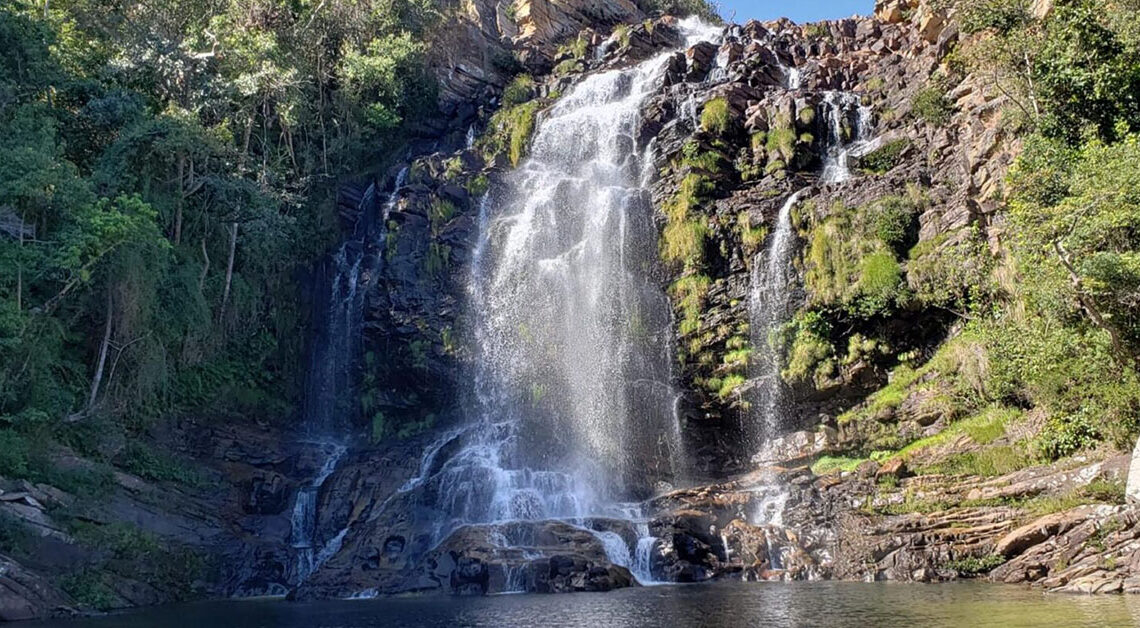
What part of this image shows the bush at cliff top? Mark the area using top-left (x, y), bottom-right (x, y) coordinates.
top-left (638, 0), bottom-right (721, 22)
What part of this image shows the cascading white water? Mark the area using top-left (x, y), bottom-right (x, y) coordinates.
top-left (383, 167), bottom-right (409, 220)
top-left (595, 531), bottom-right (633, 569)
top-left (820, 92), bottom-right (873, 184)
top-left (290, 443), bottom-right (347, 582)
top-left (370, 19), bottom-right (722, 581)
top-left (742, 90), bottom-right (876, 547)
top-left (749, 190), bottom-right (805, 447)
top-left (633, 535), bottom-right (660, 583)
top-left (785, 66), bottom-right (802, 90)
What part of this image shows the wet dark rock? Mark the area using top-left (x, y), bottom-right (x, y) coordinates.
top-left (246, 473), bottom-right (289, 515)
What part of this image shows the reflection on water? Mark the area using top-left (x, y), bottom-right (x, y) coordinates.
top-left (28, 582), bottom-right (1140, 628)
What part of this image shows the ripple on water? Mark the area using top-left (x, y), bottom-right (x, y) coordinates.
top-left (26, 582), bottom-right (1140, 628)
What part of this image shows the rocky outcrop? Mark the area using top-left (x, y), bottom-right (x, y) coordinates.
top-left (637, 452), bottom-right (1135, 589)
top-left (993, 506), bottom-right (1140, 593)
top-left (516, 0), bottom-right (641, 45)
top-left (427, 0), bottom-right (648, 118)
top-left (292, 518), bottom-right (636, 599)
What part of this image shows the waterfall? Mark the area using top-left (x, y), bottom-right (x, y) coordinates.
top-left (742, 89), bottom-right (876, 536)
top-left (303, 183), bottom-right (376, 435)
top-left (289, 169), bottom-right (408, 586)
top-left (820, 92), bottom-right (873, 184)
top-left (749, 190), bottom-right (805, 447)
top-left (383, 167), bottom-right (409, 220)
top-left (303, 167), bottom-right (407, 435)
top-left (378, 19), bottom-right (722, 563)
top-left (785, 66), bottom-right (802, 90)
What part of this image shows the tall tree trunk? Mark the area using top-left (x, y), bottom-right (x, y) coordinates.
top-left (318, 54), bottom-right (329, 175)
top-left (240, 114), bottom-right (254, 174)
top-left (16, 211), bottom-right (24, 311)
top-left (261, 98), bottom-right (269, 186)
top-left (87, 289), bottom-right (113, 412)
top-left (174, 152), bottom-right (185, 245)
top-left (199, 237), bottom-right (210, 293)
top-left (220, 222), bottom-right (238, 321)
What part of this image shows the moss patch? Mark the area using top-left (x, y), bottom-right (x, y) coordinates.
top-left (700, 97), bottom-right (731, 135)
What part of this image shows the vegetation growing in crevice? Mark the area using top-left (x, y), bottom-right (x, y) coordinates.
top-left (480, 100), bottom-right (543, 167)
top-left (700, 98), bottom-right (731, 135)
top-left (912, 80), bottom-right (955, 126)
top-left (858, 139), bottom-right (911, 174)
top-left (661, 173), bottom-right (715, 271)
top-left (801, 194), bottom-right (923, 317)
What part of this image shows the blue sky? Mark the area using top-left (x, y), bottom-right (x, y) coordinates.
top-left (717, 1), bottom-right (873, 23)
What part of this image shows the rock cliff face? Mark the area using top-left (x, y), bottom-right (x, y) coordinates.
top-left (428, 0), bottom-right (647, 116)
top-left (4, 1), bottom-right (1139, 622)
top-left (305, 0), bottom-right (1140, 601)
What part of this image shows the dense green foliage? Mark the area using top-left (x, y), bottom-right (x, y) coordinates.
top-left (0, 0), bottom-right (439, 483)
top-left (810, 0), bottom-right (1140, 466)
top-left (958, 0), bottom-right (1140, 457)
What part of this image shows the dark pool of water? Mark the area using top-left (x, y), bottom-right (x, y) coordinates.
top-left (27, 581), bottom-right (1140, 628)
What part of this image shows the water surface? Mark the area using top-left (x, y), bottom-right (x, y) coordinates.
top-left (29, 582), bottom-right (1140, 628)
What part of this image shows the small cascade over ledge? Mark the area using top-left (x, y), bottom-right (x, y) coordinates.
top-left (821, 92), bottom-right (875, 184)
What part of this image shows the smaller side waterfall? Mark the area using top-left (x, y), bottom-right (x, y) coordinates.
top-left (749, 190), bottom-right (805, 447)
top-left (290, 168), bottom-right (408, 586)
